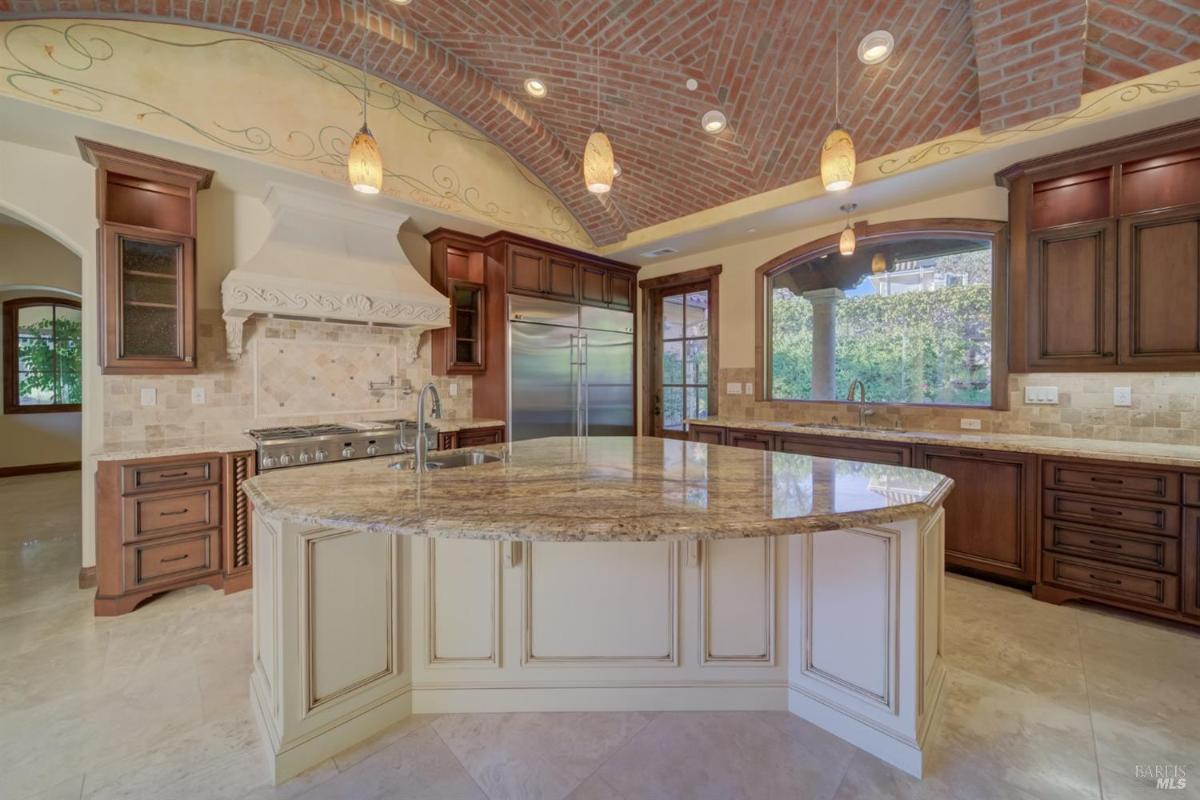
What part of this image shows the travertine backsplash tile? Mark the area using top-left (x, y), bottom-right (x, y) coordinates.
top-left (102, 310), bottom-right (473, 446)
top-left (713, 367), bottom-right (1200, 445)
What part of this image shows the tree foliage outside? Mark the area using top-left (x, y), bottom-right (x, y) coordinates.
top-left (15, 306), bottom-right (82, 406)
top-left (770, 248), bottom-right (992, 406)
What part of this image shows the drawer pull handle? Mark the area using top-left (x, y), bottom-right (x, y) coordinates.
top-left (1089, 506), bottom-right (1124, 517)
top-left (1089, 476), bottom-right (1124, 485)
top-left (1088, 573), bottom-right (1122, 586)
top-left (1088, 539), bottom-right (1123, 550)
top-left (159, 471), bottom-right (190, 478)
top-left (160, 554), bottom-right (190, 564)
top-left (160, 508), bottom-right (189, 516)
top-left (957, 450), bottom-right (987, 458)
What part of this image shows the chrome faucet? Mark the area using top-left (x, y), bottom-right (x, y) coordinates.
top-left (415, 382), bottom-right (442, 472)
top-left (846, 379), bottom-right (876, 428)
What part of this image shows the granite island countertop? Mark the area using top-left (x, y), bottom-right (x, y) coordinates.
top-left (91, 417), bottom-right (507, 461)
top-left (688, 416), bottom-right (1200, 469)
top-left (242, 435), bottom-right (953, 542)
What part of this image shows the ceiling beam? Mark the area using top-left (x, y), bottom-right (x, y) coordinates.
top-left (969, 0), bottom-right (1089, 133)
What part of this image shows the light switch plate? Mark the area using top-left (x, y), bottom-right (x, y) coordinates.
top-left (727, 382), bottom-right (742, 395)
top-left (960, 418), bottom-right (982, 430)
top-left (1113, 386), bottom-right (1132, 407)
top-left (743, 382), bottom-right (754, 395)
top-left (1024, 386), bottom-right (1059, 405)
top-left (191, 387), bottom-right (206, 404)
top-left (449, 382), bottom-right (459, 397)
top-left (140, 388), bottom-right (156, 407)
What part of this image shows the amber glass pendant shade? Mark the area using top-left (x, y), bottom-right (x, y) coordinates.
top-left (871, 252), bottom-right (888, 273)
top-left (821, 125), bottom-right (856, 192)
top-left (583, 129), bottom-right (615, 194)
top-left (349, 125), bottom-right (383, 195)
top-left (839, 223), bottom-right (856, 256)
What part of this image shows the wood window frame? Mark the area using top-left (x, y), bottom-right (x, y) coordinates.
top-left (754, 218), bottom-right (1009, 411)
top-left (3, 296), bottom-right (83, 414)
top-left (639, 265), bottom-right (722, 436)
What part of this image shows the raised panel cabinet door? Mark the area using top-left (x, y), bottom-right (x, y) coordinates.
top-left (1119, 204), bottom-right (1200, 368)
top-left (1184, 509), bottom-right (1200, 618)
top-left (916, 446), bottom-right (1037, 583)
top-left (507, 245), bottom-right (546, 295)
top-left (688, 425), bottom-right (726, 445)
top-left (580, 264), bottom-right (608, 306)
top-left (1028, 220), bottom-right (1117, 370)
top-left (607, 270), bottom-right (635, 310)
top-left (728, 430), bottom-right (772, 450)
top-left (545, 256), bottom-right (579, 301)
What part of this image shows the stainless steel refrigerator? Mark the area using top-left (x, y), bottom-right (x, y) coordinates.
top-left (508, 295), bottom-right (635, 441)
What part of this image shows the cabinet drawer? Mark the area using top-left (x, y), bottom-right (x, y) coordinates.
top-left (727, 430), bottom-right (773, 450)
top-left (122, 485), bottom-right (220, 542)
top-left (457, 426), bottom-right (504, 447)
top-left (1043, 460), bottom-right (1179, 503)
top-left (1043, 520), bottom-right (1178, 573)
top-left (1184, 475), bottom-right (1200, 507)
top-left (775, 435), bottom-right (911, 466)
top-left (123, 530), bottom-right (218, 590)
top-left (689, 425), bottom-right (726, 446)
top-left (121, 457), bottom-right (221, 494)
top-left (1043, 490), bottom-right (1180, 536)
top-left (1042, 553), bottom-right (1179, 611)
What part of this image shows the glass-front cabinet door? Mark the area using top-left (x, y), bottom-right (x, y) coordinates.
top-left (448, 279), bottom-right (485, 372)
top-left (652, 284), bottom-right (713, 439)
top-left (101, 223), bottom-right (195, 373)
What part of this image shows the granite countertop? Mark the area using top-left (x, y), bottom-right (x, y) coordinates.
top-left (688, 416), bottom-right (1200, 469)
top-left (92, 418), bottom-right (507, 461)
top-left (242, 435), bottom-right (953, 542)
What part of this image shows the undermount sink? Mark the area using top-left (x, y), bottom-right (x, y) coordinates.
top-left (389, 450), bottom-right (504, 470)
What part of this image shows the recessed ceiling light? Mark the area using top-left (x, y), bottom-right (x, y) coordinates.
top-left (701, 109), bottom-right (727, 134)
top-left (390, 0), bottom-right (412, 5)
top-left (523, 78), bottom-right (547, 98)
top-left (685, 78), bottom-right (699, 91)
top-left (857, 30), bottom-right (894, 65)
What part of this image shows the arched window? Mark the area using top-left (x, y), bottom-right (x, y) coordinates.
top-left (3, 297), bottom-right (82, 413)
top-left (757, 219), bottom-right (1007, 408)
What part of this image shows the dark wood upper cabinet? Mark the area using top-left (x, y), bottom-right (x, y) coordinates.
top-left (545, 256), bottom-right (579, 301)
top-left (581, 264), bottom-right (607, 306)
top-left (427, 232), bottom-right (490, 376)
top-left (999, 120), bottom-right (1200, 373)
top-left (79, 139), bottom-right (212, 374)
top-left (508, 245), bottom-right (546, 296)
top-left (579, 262), bottom-right (636, 310)
top-left (915, 445), bottom-right (1038, 584)
top-left (1118, 204), bottom-right (1200, 368)
top-left (607, 270), bottom-right (635, 310)
top-left (1028, 220), bottom-right (1117, 370)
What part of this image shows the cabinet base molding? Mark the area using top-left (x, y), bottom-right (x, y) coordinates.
top-left (1033, 582), bottom-right (1197, 627)
top-left (94, 572), bottom-right (225, 616)
top-left (77, 566), bottom-right (96, 589)
top-left (412, 683), bottom-right (785, 714)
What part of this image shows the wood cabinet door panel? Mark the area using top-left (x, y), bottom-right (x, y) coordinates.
top-left (457, 426), bottom-right (505, 447)
top-left (688, 425), bottom-right (726, 445)
top-left (917, 446), bottom-right (1037, 582)
top-left (121, 456), bottom-right (221, 493)
top-left (123, 529), bottom-right (219, 590)
top-left (1043, 490), bottom-right (1180, 537)
top-left (1184, 475), bottom-right (1200, 507)
top-left (1042, 459), bottom-right (1179, 503)
top-left (1184, 509), bottom-right (1200, 618)
top-left (1042, 553), bottom-right (1178, 610)
top-left (607, 271), bottom-right (635, 310)
top-left (727, 430), bottom-right (773, 450)
top-left (122, 486), bottom-right (220, 542)
top-left (1043, 519), bottom-right (1178, 573)
top-left (1028, 221), bottom-right (1117, 369)
top-left (580, 265), bottom-right (608, 306)
top-left (508, 246), bottom-right (546, 295)
top-left (1119, 205), bottom-right (1200, 367)
top-left (774, 434), bottom-right (911, 466)
top-left (546, 256), bottom-right (579, 301)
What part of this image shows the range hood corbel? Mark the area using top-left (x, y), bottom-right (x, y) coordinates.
top-left (221, 184), bottom-right (449, 361)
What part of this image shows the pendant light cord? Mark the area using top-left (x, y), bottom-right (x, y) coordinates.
top-left (360, 0), bottom-right (368, 128)
top-left (595, 42), bottom-right (601, 127)
top-left (834, 3), bottom-right (841, 125)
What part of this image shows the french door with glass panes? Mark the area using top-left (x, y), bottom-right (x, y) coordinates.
top-left (650, 282), bottom-right (715, 439)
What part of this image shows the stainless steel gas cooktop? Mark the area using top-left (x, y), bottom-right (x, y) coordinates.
top-left (246, 419), bottom-right (436, 470)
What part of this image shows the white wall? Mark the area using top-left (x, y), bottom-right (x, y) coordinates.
top-left (0, 223), bottom-right (83, 468)
top-left (0, 140), bottom-right (99, 566)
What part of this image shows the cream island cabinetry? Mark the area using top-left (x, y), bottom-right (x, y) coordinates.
top-left (242, 436), bottom-right (951, 783)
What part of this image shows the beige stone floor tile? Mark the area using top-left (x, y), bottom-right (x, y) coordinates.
top-left (596, 710), bottom-right (854, 800)
top-left (432, 712), bottom-right (655, 800)
top-left (16, 774), bottom-right (84, 800)
top-left (831, 749), bottom-right (1042, 800)
top-left (1096, 764), bottom-right (1197, 800)
top-left (332, 713), bottom-right (443, 771)
top-left (564, 775), bottom-right (626, 800)
top-left (295, 725), bottom-right (485, 800)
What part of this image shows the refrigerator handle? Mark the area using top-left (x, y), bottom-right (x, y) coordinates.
top-left (569, 333), bottom-right (579, 436)
top-left (580, 334), bottom-right (589, 436)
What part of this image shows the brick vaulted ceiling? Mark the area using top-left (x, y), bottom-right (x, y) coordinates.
top-left (1, 2), bottom-right (1197, 246)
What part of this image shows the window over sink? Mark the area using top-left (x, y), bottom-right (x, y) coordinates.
top-left (761, 220), bottom-right (1007, 409)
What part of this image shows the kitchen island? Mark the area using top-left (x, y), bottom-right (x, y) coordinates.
top-left (242, 436), bottom-right (952, 783)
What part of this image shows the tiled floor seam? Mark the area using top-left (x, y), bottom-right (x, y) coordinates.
top-left (559, 710), bottom-right (660, 800)
top-left (429, 717), bottom-right (495, 800)
top-left (1076, 608), bottom-right (1110, 800)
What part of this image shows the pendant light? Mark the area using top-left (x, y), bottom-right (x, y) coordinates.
top-left (821, 6), bottom-right (856, 192)
top-left (871, 252), bottom-right (888, 273)
top-left (839, 203), bottom-right (857, 256)
top-left (348, 0), bottom-right (383, 194)
top-left (583, 44), bottom-right (614, 194)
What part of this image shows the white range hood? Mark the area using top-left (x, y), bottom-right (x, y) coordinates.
top-left (221, 184), bottom-right (450, 361)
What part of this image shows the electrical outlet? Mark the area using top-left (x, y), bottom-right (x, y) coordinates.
top-left (743, 382), bottom-right (754, 395)
top-left (727, 382), bottom-right (742, 395)
top-left (1113, 386), bottom-right (1132, 407)
top-left (140, 388), bottom-right (156, 407)
top-left (191, 387), bottom-right (206, 404)
top-left (960, 418), bottom-right (982, 430)
top-left (1023, 386), bottom-right (1059, 405)
top-left (449, 382), bottom-right (459, 397)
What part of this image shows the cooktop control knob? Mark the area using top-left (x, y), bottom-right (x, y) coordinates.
top-left (366, 443), bottom-right (379, 457)
top-left (298, 451), bottom-right (312, 464)
top-left (314, 449), bottom-right (328, 462)
top-left (278, 453), bottom-right (293, 466)
top-left (342, 445), bottom-right (355, 459)
top-left (261, 455), bottom-right (277, 469)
